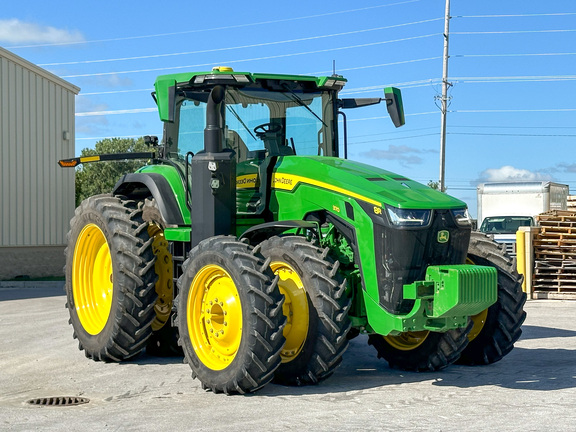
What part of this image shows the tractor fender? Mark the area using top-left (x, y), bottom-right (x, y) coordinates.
top-left (239, 220), bottom-right (317, 245)
top-left (113, 173), bottom-right (185, 226)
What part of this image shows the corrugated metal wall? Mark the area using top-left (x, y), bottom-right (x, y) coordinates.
top-left (0, 49), bottom-right (78, 247)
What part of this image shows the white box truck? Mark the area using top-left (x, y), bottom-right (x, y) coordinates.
top-left (477, 181), bottom-right (569, 254)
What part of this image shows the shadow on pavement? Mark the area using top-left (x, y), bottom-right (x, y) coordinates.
top-left (0, 286), bottom-right (64, 301)
top-left (519, 324), bottom-right (576, 340)
top-left (117, 329), bottom-right (576, 396)
top-left (432, 347), bottom-right (576, 391)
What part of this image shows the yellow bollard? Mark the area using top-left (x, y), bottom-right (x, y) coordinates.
top-left (516, 228), bottom-right (527, 293)
top-left (516, 227), bottom-right (534, 299)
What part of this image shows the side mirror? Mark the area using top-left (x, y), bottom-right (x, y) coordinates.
top-left (384, 87), bottom-right (405, 128)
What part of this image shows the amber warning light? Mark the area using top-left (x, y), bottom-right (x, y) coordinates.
top-left (58, 158), bottom-right (79, 167)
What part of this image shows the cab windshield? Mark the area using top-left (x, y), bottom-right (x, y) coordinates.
top-left (169, 86), bottom-right (336, 161)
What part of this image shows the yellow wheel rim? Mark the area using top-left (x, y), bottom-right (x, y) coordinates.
top-left (465, 256), bottom-right (488, 342)
top-left (468, 308), bottom-right (489, 342)
top-left (148, 224), bottom-right (173, 331)
top-left (384, 331), bottom-right (429, 351)
top-left (187, 265), bottom-right (242, 370)
top-left (72, 223), bottom-right (113, 335)
top-left (271, 261), bottom-right (309, 363)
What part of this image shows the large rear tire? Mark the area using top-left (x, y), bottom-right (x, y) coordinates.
top-left (64, 194), bottom-right (158, 361)
top-left (367, 324), bottom-right (472, 371)
top-left (259, 236), bottom-right (351, 386)
top-left (458, 231), bottom-right (527, 365)
top-left (176, 236), bottom-right (286, 394)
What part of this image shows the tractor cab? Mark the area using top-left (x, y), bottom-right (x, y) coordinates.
top-left (173, 85), bottom-right (333, 216)
top-left (158, 70), bottom-right (340, 216)
top-left (158, 69), bottom-right (342, 161)
top-left (155, 67), bottom-right (404, 217)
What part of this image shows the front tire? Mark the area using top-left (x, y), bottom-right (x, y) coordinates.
top-left (259, 236), bottom-right (351, 386)
top-left (65, 194), bottom-right (158, 361)
top-left (176, 236), bottom-right (286, 394)
top-left (368, 324), bottom-right (472, 372)
top-left (458, 232), bottom-right (527, 365)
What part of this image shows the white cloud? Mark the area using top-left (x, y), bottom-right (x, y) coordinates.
top-left (0, 19), bottom-right (84, 45)
top-left (557, 163), bottom-right (576, 173)
top-left (478, 165), bottom-right (552, 182)
top-left (360, 145), bottom-right (436, 167)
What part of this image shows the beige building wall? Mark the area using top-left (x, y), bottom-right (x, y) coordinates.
top-left (0, 47), bottom-right (80, 279)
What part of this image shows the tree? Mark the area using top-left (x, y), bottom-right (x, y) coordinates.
top-left (75, 137), bottom-right (152, 206)
top-left (427, 180), bottom-right (441, 190)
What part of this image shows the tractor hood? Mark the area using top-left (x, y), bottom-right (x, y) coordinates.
top-left (273, 156), bottom-right (466, 210)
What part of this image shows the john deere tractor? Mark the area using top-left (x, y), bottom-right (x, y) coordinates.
top-left (61, 67), bottom-right (526, 394)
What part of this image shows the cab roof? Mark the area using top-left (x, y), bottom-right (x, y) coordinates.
top-left (153, 67), bottom-right (347, 122)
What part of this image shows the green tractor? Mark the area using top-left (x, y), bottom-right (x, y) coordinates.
top-left (60, 67), bottom-right (526, 394)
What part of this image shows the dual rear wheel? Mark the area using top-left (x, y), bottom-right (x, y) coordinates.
top-left (65, 195), bottom-right (159, 361)
top-left (66, 197), bottom-right (351, 394)
top-left (176, 235), bottom-right (351, 393)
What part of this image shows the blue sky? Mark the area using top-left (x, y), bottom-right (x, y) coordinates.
top-left (2, 0), bottom-right (575, 217)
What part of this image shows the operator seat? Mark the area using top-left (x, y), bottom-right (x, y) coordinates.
top-left (226, 129), bottom-right (249, 161)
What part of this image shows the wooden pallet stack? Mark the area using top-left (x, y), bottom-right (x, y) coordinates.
top-left (532, 210), bottom-right (576, 299)
top-left (568, 195), bottom-right (576, 213)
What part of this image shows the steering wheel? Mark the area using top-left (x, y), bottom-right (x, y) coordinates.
top-left (254, 123), bottom-right (282, 137)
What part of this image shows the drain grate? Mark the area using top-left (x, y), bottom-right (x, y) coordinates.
top-left (27, 396), bottom-right (90, 407)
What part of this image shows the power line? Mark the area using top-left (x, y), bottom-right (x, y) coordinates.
top-left (452, 75), bottom-right (576, 83)
top-left (349, 127), bottom-right (438, 139)
top-left (343, 75), bottom-right (576, 95)
top-left (340, 73), bottom-right (576, 96)
top-left (308, 56), bottom-right (441, 76)
top-left (75, 108), bottom-right (438, 118)
top-left (345, 112), bottom-right (438, 121)
top-left (452, 125), bottom-right (576, 129)
top-left (40, 19), bottom-right (442, 66)
top-left (349, 132), bottom-right (439, 144)
top-left (454, 12), bottom-right (576, 18)
top-left (448, 132), bottom-right (576, 137)
top-left (341, 79), bottom-right (441, 93)
top-left (75, 108), bottom-right (157, 117)
top-left (453, 108), bottom-right (576, 113)
top-left (453, 29), bottom-right (576, 35)
top-left (78, 88), bottom-right (154, 96)
top-left (61, 33), bottom-right (440, 78)
top-left (455, 52), bottom-right (576, 58)
top-left (8, 0), bottom-right (421, 49)
top-left (78, 76), bottom-right (441, 98)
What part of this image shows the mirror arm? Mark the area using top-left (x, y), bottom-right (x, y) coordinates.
top-left (338, 111), bottom-right (348, 159)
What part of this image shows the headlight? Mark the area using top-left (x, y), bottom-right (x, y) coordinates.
top-left (386, 206), bottom-right (431, 227)
top-left (452, 208), bottom-right (472, 226)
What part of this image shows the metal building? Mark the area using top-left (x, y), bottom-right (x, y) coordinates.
top-left (0, 47), bottom-right (80, 280)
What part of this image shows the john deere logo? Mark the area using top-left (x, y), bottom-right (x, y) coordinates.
top-left (437, 230), bottom-right (449, 243)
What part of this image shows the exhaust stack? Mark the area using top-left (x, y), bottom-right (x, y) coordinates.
top-left (190, 85), bottom-right (236, 247)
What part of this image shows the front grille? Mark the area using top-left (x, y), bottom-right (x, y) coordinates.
top-left (373, 210), bottom-right (471, 314)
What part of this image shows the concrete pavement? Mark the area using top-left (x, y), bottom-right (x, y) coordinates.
top-left (1, 286), bottom-right (575, 431)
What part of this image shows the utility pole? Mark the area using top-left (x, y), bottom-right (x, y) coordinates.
top-left (439, 0), bottom-right (451, 192)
